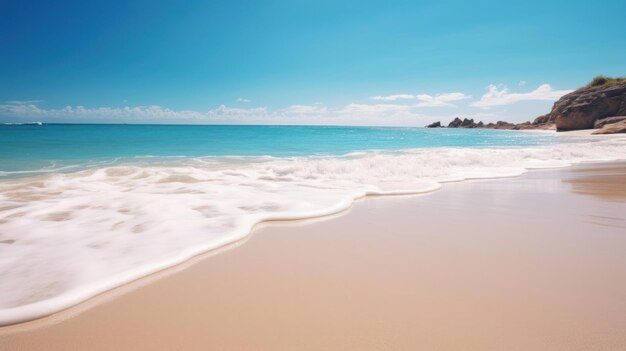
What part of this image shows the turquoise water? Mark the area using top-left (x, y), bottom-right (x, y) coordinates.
top-left (1, 124), bottom-right (558, 176)
top-left (2, 123), bottom-right (625, 325)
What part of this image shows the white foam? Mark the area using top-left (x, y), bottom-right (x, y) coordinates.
top-left (0, 165), bottom-right (81, 177)
top-left (1, 137), bottom-right (625, 325)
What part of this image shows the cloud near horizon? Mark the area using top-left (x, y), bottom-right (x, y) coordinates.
top-left (0, 102), bottom-right (270, 122)
top-left (4, 99), bottom-right (44, 105)
top-left (415, 93), bottom-right (470, 107)
top-left (341, 103), bottom-right (411, 114)
top-left (370, 94), bottom-right (414, 101)
top-left (0, 101), bottom-right (443, 126)
top-left (370, 92), bottom-right (470, 107)
top-left (0, 83), bottom-right (570, 125)
top-left (279, 104), bottom-right (328, 115)
top-left (471, 84), bottom-right (572, 108)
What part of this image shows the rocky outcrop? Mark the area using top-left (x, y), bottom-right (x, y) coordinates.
top-left (460, 118), bottom-right (476, 127)
top-left (484, 121), bottom-right (515, 129)
top-left (533, 114), bottom-right (551, 125)
top-left (445, 119), bottom-right (554, 130)
top-left (447, 117), bottom-right (463, 128)
top-left (436, 78), bottom-right (626, 133)
top-left (594, 116), bottom-right (626, 128)
top-left (533, 79), bottom-right (626, 131)
top-left (445, 118), bottom-right (484, 128)
top-left (592, 119), bottom-right (626, 134)
top-left (426, 121), bottom-right (442, 128)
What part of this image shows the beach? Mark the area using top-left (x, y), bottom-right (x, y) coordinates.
top-left (2, 1), bottom-right (626, 349)
top-left (1, 161), bottom-right (625, 350)
top-left (7, 125), bottom-right (625, 326)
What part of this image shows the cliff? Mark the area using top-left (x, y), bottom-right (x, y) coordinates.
top-left (533, 76), bottom-right (626, 131)
top-left (427, 76), bottom-right (626, 133)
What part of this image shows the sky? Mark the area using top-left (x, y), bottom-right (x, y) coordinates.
top-left (1, 0), bottom-right (625, 125)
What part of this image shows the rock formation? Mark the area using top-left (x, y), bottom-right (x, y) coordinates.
top-left (446, 118), bottom-right (482, 128)
top-left (447, 117), bottom-right (463, 128)
top-left (592, 119), bottom-right (626, 134)
top-left (593, 116), bottom-right (626, 128)
top-left (532, 77), bottom-right (626, 131)
top-left (446, 119), bottom-right (552, 130)
top-left (429, 77), bottom-right (626, 134)
top-left (460, 118), bottom-right (475, 127)
top-left (426, 121), bottom-right (442, 128)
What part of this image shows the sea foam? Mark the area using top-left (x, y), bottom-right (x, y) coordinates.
top-left (0, 137), bottom-right (625, 325)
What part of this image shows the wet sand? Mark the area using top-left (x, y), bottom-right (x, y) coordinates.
top-left (1, 162), bottom-right (626, 350)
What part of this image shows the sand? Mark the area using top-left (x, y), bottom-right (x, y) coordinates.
top-left (1, 162), bottom-right (626, 350)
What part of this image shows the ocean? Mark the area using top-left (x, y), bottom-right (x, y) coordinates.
top-left (2, 124), bottom-right (561, 176)
top-left (1, 123), bottom-right (625, 324)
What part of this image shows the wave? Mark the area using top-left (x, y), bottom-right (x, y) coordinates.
top-left (0, 137), bottom-right (625, 325)
top-left (0, 165), bottom-right (81, 177)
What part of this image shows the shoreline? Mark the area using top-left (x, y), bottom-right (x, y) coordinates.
top-left (0, 130), bottom-right (624, 328)
top-left (0, 144), bottom-right (625, 326)
top-left (2, 160), bottom-right (626, 350)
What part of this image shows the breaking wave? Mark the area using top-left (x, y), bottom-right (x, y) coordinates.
top-left (0, 137), bottom-right (625, 325)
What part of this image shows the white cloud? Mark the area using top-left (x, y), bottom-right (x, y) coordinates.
top-left (2, 82), bottom-right (568, 126)
top-left (0, 102), bottom-right (268, 122)
top-left (370, 94), bottom-right (414, 101)
top-left (370, 92), bottom-right (470, 107)
top-left (208, 105), bottom-right (267, 119)
top-left (279, 104), bottom-right (328, 115)
top-left (471, 84), bottom-right (573, 108)
top-left (415, 92), bottom-right (470, 107)
top-left (4, 100), bottom-right (43, 105)
top-left (0, 100), bottom-right (455, 126)
top-left (236, 98), bottom-right (251, 103)
top-left (341, 103), bottom-right (411, 114)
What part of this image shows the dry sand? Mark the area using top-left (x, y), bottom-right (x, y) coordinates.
top-left (1, 162), bottom-right (626, 350)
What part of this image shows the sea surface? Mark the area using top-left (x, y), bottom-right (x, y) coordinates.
top-left (2, 124), bottom-right (561, 176)
top-left (1, 123), bottom-right (625, 325)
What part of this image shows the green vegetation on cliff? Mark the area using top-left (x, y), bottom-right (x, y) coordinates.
top-left (584, 76), bottom-right (626, 89)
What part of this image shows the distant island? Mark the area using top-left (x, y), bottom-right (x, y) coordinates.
top-left (428, 76), bottom-right (626, 134)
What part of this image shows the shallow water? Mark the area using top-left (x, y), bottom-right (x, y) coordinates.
top-left (0, 124), bottom-right (625, 325)
top-left (1, 124), bottom-right (560, 176)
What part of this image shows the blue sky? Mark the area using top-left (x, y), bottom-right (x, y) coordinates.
top-left (1, 0), bottom-right (625, 125)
